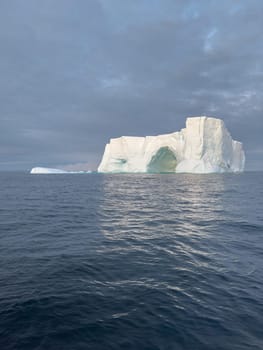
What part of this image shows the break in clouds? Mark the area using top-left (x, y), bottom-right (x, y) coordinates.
top-left (0, 0), bottom-right (262, 170)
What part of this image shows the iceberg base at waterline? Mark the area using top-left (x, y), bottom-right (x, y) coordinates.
top-left (98, 116), bottom-right (245, 174)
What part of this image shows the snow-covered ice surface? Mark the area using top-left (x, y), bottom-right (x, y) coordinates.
top-left (98, 117), bottom-right (245, 174)
top-left (30, 167), bottom-right (68, 174)
top-left (30, 167), bottom-right (92, 174)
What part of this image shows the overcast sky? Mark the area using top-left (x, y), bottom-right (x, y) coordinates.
top-left (0, 0), bottom-right (262, 171)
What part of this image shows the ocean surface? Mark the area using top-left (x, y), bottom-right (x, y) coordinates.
top-left (0, 172), bottom-right (263, 350)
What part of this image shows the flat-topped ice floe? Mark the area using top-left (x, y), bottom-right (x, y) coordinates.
top-left (30, 167), bottom-right (67, 174)
top-left (30, 167), bottom-right (91, 174)
top-left (98, 116), bottom-right (245, 174)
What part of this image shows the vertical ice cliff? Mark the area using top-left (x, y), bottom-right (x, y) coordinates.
top-left (98, 117), bottom-right (245, 173)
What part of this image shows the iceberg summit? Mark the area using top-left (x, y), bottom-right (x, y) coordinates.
top-left (98, 116), bottom-right (245, 174)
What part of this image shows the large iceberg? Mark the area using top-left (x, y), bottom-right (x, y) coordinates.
top-left (98, 116), bottom-right (245, 174)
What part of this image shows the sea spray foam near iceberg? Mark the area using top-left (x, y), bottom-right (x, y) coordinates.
top-left (98, 116), bottom-right (245, 174)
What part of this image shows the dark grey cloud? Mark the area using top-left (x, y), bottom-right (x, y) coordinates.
top-left (0, 0), bottom-right (262, 170)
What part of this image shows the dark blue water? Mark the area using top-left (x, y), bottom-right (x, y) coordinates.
top-left (0, 172), bottom-right (263, 350)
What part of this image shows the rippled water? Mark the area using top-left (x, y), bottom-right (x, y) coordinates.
top-left (0, 172), bottom-right (263, 349)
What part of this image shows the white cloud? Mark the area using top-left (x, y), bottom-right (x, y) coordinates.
top-left (204, 28), bottom-right (218, 53)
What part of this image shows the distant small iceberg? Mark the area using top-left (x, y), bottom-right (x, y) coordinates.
top-left (30, 167), bottom-right (92, 174)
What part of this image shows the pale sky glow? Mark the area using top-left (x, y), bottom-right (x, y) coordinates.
top-left (0, 0), bottom-right (262, 170)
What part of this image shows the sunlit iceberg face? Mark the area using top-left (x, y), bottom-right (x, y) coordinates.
top-left (98, 116), bottom-right (245, 174)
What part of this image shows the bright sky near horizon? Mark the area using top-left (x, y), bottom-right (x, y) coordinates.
top-left (0, 0), bottom-right (262, 170)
